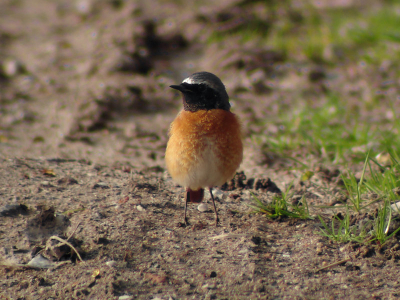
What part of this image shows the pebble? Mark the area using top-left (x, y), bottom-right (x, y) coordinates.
top-left (27, 255), bottom-right (55, 269)
top-left (105, 260), bottom-right (117, 268)
top-left (376, 152), bottom-right (391, 165)
top-left (55, 214), bottom-right (67, 226)
top-left (118, 296), bottom-right (133, 300)
top-left (1, 58), bottom-right (20, 77)
top-left (391, 201), bottom-right (400, 213)
top-left (197, 203), bottom-right (208, 212)
top-left (137, 205), bottom-right (145, 211)
top-left (211, 189), bottom-right (223, 198)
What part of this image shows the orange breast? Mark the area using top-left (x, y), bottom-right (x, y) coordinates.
top-left (165, 109), bottom-right (243, 190)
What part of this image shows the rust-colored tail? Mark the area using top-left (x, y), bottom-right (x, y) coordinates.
top-left (187, 188), bottom-right (204, 203)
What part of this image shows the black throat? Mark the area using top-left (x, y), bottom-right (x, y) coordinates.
top-left (178, 83), bottom-right (230, 112)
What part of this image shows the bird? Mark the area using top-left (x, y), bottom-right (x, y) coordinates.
top-left (165, 71), bottom-right (243, 226)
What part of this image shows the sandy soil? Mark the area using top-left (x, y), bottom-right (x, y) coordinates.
top-left (1, 0), bottom-right (400, 299)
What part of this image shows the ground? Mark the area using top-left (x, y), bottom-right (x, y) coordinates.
top-left (1, 0), bottom-right (400, 299)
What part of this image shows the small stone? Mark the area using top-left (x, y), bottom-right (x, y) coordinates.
top-left (105, 260), bottom-right (117, 268)
top-left (55, 214), bottom-right (67, 226)
top-left (118, 296), bottom-right (133, 300)
top-left (27, 255), bottom-right (56, 269)
top-left (197, 203), bottom-right (208, 212)
top-left (136, 205), bottom-right (145, 211)
top-left (391, 201), bottom-right (400, 213)
top-left (376, 152), bottom-right (391, 165)
top-left (212, 189), bottom-right (223, 198)
top-left (1, 58), bottom-right (20, 77)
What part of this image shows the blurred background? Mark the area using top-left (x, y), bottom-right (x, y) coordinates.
top-left (0, 0), bottom-right (399, 176)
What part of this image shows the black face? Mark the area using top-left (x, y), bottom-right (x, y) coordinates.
top-left (170, 72), bottom-right (231, 112)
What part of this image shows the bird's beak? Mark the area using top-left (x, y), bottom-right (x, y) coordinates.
top-left (170, 84), bottom-right (186, 92)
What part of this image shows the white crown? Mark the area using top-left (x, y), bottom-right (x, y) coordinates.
top-left (182, 77), bottom-right (196, 84)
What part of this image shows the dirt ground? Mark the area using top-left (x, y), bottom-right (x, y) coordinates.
top-left (1, 0), bottom-right (400, 299)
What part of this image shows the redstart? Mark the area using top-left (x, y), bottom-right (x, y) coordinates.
top-left (165, 72), bottom-right (243, 225)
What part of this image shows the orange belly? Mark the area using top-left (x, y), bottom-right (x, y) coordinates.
top-left (165, 109), bottom-right (243, 190)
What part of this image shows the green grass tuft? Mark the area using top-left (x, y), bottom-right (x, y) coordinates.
top-left (248, 182), bottom-right (311, 219)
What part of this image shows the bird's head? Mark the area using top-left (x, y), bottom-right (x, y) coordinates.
top-left (170, 72), bottom-right (230, 112)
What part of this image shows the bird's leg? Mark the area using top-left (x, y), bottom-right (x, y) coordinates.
top-left (209, 187), bottom-right (219, 226)
top-left (184, 189), bottom-right (189, 225)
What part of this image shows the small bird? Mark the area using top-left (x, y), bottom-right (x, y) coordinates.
top-left (165, 72), bottom-right (243, 225)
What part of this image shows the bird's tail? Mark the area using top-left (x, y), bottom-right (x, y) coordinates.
top-left (187, 188), bottom-right (204, 203)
